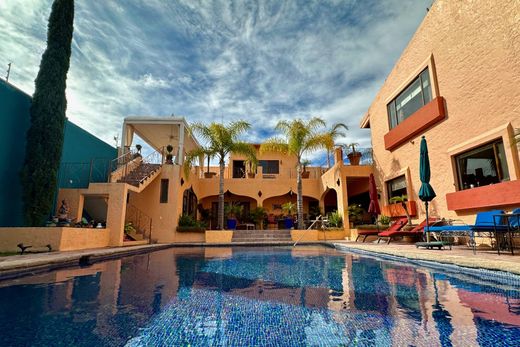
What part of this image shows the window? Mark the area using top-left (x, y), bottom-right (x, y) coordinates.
top-left (160, 179), bottom-right (169, 203)
top-left (455, 140), bottom-right (509, 190)
top-left (258, 160), bottom-right (279, 174)
top-left (387, 68), bottom-right (432, 129)
top-left (387, 175), bottom-right (407, 202)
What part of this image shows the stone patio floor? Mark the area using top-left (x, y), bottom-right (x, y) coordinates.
top-left (333, 240), bottom-right (520, 275)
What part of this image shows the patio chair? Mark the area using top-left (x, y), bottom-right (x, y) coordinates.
top-left (377, 217), bottom-right (441, 244)
top-left (426, 209), bottom-right (505, 254)
top-left (355, 217), bottom-right (408, 242)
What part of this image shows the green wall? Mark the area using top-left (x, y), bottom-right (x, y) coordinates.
top-left (0, 79), bottom-right (117, 226)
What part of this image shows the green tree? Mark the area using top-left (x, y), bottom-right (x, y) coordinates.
top-left (260, 117), bottom-right (329, 229)
top-left (20, 0), bottom-right (74, 226)
top-left (325, 122), bottom-right (349, 168)
top-left (184, 121), bottom-right (257, 230)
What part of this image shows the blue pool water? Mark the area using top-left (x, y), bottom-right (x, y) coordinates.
top-left (0, 246), bottom-right (519, 346)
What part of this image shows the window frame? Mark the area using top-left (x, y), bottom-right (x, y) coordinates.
top-left (387, 68), bottom-right (432, 129)
top-left (160, 179), bottom-right (169, 203)
top-left (386, 175), bottom-right (407, 203)
top-left (454, 139), bottom-right (510, 191)
top-left (258, 160), bottom-right (280, 174)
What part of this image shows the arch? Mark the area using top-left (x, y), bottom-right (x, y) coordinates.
top-left (322, 188), bottom-right (338, 215)
top-left (199, 192), bottom-right (258, 230)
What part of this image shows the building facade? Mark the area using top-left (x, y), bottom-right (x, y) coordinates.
top-left (361, 0), bottom-right (520, 224)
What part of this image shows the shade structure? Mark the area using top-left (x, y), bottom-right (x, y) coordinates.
top-left (418, 136), bottom-right (436, 241)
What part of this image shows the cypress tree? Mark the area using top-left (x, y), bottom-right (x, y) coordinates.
top-left (21, 0), bottom-right (74, 226)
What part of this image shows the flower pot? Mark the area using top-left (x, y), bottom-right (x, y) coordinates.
top-left (301, 171), bottom-right (310, 179)
top-left (284, 217), bottom-right (293, 229)
top-left (347, 152), bottom-right (362, 165)
top-left (227, 218), bottom-right (237, 230)
top-left (204, 172), bottom-right (216, 178)
top-left (247, 172), bottom-right (256, 178)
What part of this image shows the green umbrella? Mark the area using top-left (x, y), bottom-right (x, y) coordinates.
top-left (418, 136), bottom-right (436, 242)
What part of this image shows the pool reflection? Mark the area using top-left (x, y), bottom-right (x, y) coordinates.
top-left (0, 246), bottom-right (519, 346)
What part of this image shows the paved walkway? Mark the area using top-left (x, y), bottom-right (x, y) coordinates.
top-left (333, 241), bottom-right (520, 275)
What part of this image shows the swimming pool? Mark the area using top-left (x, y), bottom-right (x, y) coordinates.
top-left (0, 245), bottom-right (519, 346)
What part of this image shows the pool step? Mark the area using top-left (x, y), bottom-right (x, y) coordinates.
top-left (232, 230), bottom-right (292, 243)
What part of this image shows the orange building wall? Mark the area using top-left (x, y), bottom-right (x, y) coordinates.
top-left (364, 0), bottom-right (520, 223)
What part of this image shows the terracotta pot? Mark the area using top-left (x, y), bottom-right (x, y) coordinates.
top-left (347, 152), bottom-right (362, 165)
top-left (204, 172), bottom-right (217, 178)
top-left (301, 171), bottom-right (310, 179)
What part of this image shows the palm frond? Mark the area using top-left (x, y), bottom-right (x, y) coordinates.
top-left (307, 117), bottom-right (326, 131)
top-left (183, 147), bottom-right (207, 179)
top-left (303, 133), bottom-right (330, 154)
top-left (260, 138), bottom-right (289, 154)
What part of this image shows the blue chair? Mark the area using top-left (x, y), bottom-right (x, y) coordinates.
top-left (428, 210), bottom-right (505, 254)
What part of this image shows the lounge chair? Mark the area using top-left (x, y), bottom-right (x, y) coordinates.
top-left (377, 217), bottom-right (440, 244)
top-left (355, 217), bottom-right (408, 242)
top-left (426, 209), bottom-right (505, 254)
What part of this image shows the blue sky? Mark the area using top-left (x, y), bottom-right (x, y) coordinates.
top-left (0, 0), bottom-right (431, 161)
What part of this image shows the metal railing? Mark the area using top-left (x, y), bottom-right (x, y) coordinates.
top-left (200, 166), bottom-right (324, 180)
top-left (293, 215), bottom-right (328, 246)
top-left (58, 158), bottom-right (114, 189)
top-left (125, 203), bottom-right (152, 243)
top-left (343, 147), bottom-right (373, 165)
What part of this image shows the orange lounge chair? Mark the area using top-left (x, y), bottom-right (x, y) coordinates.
top-left (377, 217), bottom-right (440, 244)
top-left (355, 217), bottom-right (408, 242)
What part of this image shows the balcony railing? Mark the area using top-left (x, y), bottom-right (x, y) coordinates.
top-left (198, 166), bottom-right (325, 180)
top-left (343, 147), bottom-right (373, 165)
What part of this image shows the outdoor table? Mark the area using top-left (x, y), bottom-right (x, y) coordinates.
top-left (493, 213), bottom-right (520, 256)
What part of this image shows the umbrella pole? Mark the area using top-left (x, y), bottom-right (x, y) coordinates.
top-left (425, 201), bottom-right (430, 243)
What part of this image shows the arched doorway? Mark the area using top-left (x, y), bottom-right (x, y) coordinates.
top-left (322, 189), bottom-right (338, 215)
top-left (182, 188), bottom-right (197, 218)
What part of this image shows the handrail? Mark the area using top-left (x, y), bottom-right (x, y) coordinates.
top-left (125, 203), bottom-right (153, 243)
top-left (293, 215), bottom-right (326, 247)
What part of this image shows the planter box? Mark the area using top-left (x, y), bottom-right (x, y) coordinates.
top-left (205, 230), bottom-right (234, 243)
top-left (291, 229), bottom-right (318, 242)
top-left (446, 180), bottom-right (520, 210)
top-left (381, 201), bottom-right (417, 218)
top-left (176, 226), bottom-right (206, 233)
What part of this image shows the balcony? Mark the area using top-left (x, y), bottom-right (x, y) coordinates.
top-left (446, 180), bottom-right (520, 211)
top-left (198, 166), bottom-right (324, 180)
top-left (384, 97), bottom-right (446, 151)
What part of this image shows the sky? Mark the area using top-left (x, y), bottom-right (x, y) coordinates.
top-left (0, 0), bottom-right (432, 164)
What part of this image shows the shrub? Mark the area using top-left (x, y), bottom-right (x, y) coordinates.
top-left (378, 215), bottom-right (391, 225)
top-left (327, 210), bottom-right (343, 228)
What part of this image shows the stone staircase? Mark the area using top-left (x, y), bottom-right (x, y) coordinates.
top-left (118, 163), bottom-right (161, 187)
top-left (232, 229), bottom-right (293, 243)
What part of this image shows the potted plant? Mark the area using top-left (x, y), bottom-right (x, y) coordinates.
top-left (301, 159), bottom-right (311, 178)
top-left (389, 194), bottom-right (412, 225)
top-left (347, 204), bottom-right (364, 228)
top-left (225, 202), bottom-right (243, 230)
top-left (345, 143), bottom-right (362, 165)
top-left (134, 144), bottom-right (142, 158)
top-left (281, 202), bottom-right (296, 229)
top-left (176, 214), bottom-right (207, 232)
top-left (327, 210), bottom-right (343, 228)
top-left (165, 144), bottom-right (174, 164)
top-left (246, 159), bottom-right (258, 178)
top-left (249, 207), bottom-right (267, 229)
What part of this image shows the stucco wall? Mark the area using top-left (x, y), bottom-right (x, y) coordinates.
top-left (0, 227), bottom-right (109, 253)
top-left (365, 0), bottom-right (520, 223)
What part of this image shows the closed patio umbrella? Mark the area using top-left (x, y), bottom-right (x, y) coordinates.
top-left (418, 136), bottom-right (436, 242)
top-left (368, 173), bottom-right (381, 228)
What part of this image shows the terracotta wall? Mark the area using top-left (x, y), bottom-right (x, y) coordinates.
top-left (364, 0), bottom-right (520, 223)
top-left (0, 227), bottom-right (109, 253)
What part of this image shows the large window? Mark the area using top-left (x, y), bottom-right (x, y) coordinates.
top-left (455, 140), bottom-right (509, 190)
top-left (387, 68), bottom-right (432, 129)
top-left (258, 160), bottom-right (279, 174)
top-left (387, 175), bottom-right (407, 202)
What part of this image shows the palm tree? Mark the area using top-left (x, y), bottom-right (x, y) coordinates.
top-left (184, 121), bottom-right (257, 230)
top-left (260, 117), bottom-right (329, 229)
top-left (325, 122), bottom-right (349, 168)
